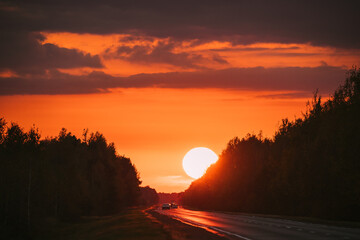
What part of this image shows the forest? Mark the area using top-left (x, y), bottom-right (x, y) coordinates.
top-left (182, 67), bottom-right (360, 221)
top-left (0, 124), bottom-right (150, 237)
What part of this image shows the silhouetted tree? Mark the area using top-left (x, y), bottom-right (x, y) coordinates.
top-left (139, 186), bottom-right (159, 206)
top-left (0, 123), bottom-right (142, 238)
top-left (182, 67), bottom-right (360, 221)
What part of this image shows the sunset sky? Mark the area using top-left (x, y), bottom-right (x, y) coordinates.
top-left (1, 1), bottom-right (359, 192)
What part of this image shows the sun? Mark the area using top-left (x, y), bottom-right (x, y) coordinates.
top-left (182, 147), bottom-right (218, 179)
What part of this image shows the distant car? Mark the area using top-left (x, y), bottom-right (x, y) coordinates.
top-left (162, 203), bottom-right (171, 210)
top-left (171, 203), bottom-right (178, 209)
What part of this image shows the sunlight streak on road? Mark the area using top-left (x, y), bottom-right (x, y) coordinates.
top-left (156, 207), bottom-right (360, 240)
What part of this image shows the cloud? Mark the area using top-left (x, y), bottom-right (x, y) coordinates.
top-left (0, 66), bottom-right (347, 95)
top-left (212, 54), bottom-right (229, 64)
top-left (106, 40), bottom-right (205, 68)
top-left (124, 66), bottom-right (346, 94)
top-left (105, 39), bottom-right (228, 68)
top-left (210, 46), bottom-right (301, 52)
top-left (0, 1), bottom-right (359, 49)
top-left (154, 175), bottom-right (193, 186)
top-left (257, 52), bottom-right (319, 57)
top-left (257, 92), bottom-right (313, 99)
top-left (0, 31), bottom-right (103, 74)
top-left (0, 70), bottom-right (115, 95)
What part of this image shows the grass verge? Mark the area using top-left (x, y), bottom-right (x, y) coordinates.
top-left (31, 208), bottom-right (169, 240)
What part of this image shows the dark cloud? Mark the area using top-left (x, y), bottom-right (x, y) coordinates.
top-left (221, 91), bottom-right (313, 101)
top-left (0, 32), bottom-right (103, 74)
top-left (125, 66), bottom-right (345, 93)
top-left (210, 46), bottom-right (319, 57)
top-left (0, 0), bottom-right (359, 49)
top-left (0, 70), bottom-right (116, 95)
top-left (105, 40), bottom-right (227, 68)
top-left (212, 54), bottom-right (229, 64)
top-left (0, 66), bottom-right (346, 95)
top-left (107, 41), bottom-right (204, 68)
top-left (258, 52), bottom-right (319, 57)
top-left (257, 92), bottom-right (313, 99)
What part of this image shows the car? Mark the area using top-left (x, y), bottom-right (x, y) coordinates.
top-left (162, 203), bottom-right (171, 210)
top-left (171, 203), bottom-right (178, 209)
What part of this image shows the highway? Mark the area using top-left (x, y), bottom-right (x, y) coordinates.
top-left (156, 207), bottom-right (360, 240)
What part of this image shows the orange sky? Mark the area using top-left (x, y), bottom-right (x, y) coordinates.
top-left (1, 31), bottom-right (359, 192)
top-left (0, 87), bottom-right (312, 192)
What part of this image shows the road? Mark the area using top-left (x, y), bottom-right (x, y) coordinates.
top-left (155, 207), bottom-right (360, 240)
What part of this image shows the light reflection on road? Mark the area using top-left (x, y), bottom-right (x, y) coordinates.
top-left (172, 209), bottom-right (222, 226)
top-left (155, 207), bottom-right (360, 240)
top-left (157, 207), bottom-right (231, 236)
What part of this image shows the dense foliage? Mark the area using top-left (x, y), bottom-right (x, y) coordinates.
top-left (0, 125), bottom-right (141, 236)
top-left (138, 186), bottom-right (159, 206)
top-left (182, 68), bottom-right (360, 221)
top-left (158, 192), bottom-right (183, 204)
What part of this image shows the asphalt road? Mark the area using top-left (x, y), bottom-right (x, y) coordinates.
top-left (156, 207), bottom-right (360, 240)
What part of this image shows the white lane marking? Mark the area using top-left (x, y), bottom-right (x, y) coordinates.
top-left (210, 226), bottom-right (253, 240)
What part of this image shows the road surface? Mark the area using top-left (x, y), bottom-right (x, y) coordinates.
top-left (156, 207), bottom-right (360, 240)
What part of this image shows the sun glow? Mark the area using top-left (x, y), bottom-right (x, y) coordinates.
top-left (182, 147), bottom-right (218, 179)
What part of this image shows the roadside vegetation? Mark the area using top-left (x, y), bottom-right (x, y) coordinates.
top-left (182, 67), bottom-right (360, 221)
top-left (0, 123), bottom-right (146, 238)
top-left (34, 208), bottom-right (167, 240)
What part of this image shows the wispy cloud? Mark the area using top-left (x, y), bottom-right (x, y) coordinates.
top-left (257, 91), bottom-right (313, 99)
top-left (104, 38), bottom-right (228, 69)
top-left (154, 175), bottom-right (193, 186)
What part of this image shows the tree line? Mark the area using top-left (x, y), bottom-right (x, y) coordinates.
top-left (158, 192), bottom-right (183, 204)
top-left (0, 124), bottom-right (144, 237)
top-left (139, 186), bottom-right (159, 206)
top-left (182, 67), bottom-right (360, 221)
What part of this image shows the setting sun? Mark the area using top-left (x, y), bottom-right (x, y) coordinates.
top-left (1, 1), bottom-right (359, 239)
top-left (182, 147), bottom-right (218, 179)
